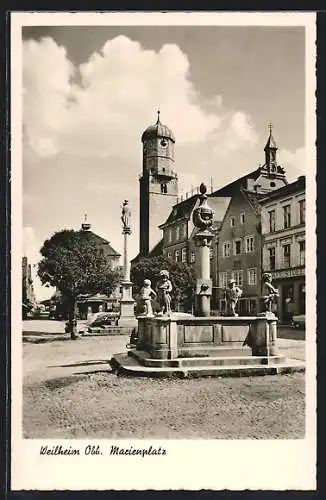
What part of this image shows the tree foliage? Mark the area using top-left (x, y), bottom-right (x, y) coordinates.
top-left (38, 230), bottom-right (122, 337)
top-left (131, 255), bottom-right (195, 310)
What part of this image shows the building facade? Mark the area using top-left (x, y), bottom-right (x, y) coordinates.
top-left (260, 176), bottom-right (305, 323)
top-left (139, 111), bottom-right (178, 257)
top-left (22, 256), bottom-right (37, 318)
top-left (214, 126), bottom-right (288, 315)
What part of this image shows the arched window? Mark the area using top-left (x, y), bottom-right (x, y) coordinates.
top-left (161, 183), bottom-right (167, 194)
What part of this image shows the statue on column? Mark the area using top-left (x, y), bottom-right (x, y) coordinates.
top-left (156, 270), bottom-right (173, 316)
top-left (262, 273), bottom-right (279, 312)
top-left (225, 279), bottom-right (243, 316)
top-left (121, 199), bottom-right (131, 231)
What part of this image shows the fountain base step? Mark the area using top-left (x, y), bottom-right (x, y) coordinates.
top-left (110, 352), bottom-right (305, 378)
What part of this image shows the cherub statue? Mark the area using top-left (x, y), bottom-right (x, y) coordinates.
top-left (121, 199), bottom-right (131, 231)
top-left (225, 279), bottom-right (243, 316)
top-left (139, 279), bottom-right (157, 317)
top-left (156, 270), bottom-right (173, 316)
top-left (262, 273), bottom-right (279, 312)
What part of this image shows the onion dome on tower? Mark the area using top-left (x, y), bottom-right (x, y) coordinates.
top-left (141, 110), bottom-right (175, 143)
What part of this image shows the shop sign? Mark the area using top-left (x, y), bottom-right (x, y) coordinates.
top-left (271, 267), bottom-right (305, 280)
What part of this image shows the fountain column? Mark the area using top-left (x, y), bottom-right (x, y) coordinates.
top-left (192, 184), bottom-right (215, 317)
top-left (119, 200), bottom-right (136, 327)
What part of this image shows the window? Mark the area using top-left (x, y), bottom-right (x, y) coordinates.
top-left (180, 223), bottom-right (186, 238)
top-left (268, 210), bottom-right (276, 232)
top-left (240, 213), bottom-right (245, 224)
top-left (283, 244), bottom-right (291, 268)
top-left (270, 182), bottom-right (276, 188)
top-left (209, 247), bottom-right (214, 260)
top-left (167, 252), bottom-right (172, 259)
top-left (190, 251), bottom-right (196, 263)
top-left (231, 270), bottom-right (243, 287)
top-left (174, 249), bottom-right (180, 262)
top-left (230, 217), bottom-right (235, 227)
top-left (245, 236), bottom-right (254, 253)
top-left (299, 200), bottom-right (305, 225)
top-left (248, 268), bottom-right (257, 286)
top-left (223, 241), bottom-right (231, 257)
top-left (299, 241), bottom-right (305, 266)
top-left (161, 183), bottom-right (167, 194)
top-left (175, 226), bottom-right (180, 241)
top-left (233, 239), bottom-right (242, 255)
top-left (269, 247), bottom-right (276, 271)
top-left (168, 228), bottom-right (172, 243)
top-left (181, 247), bottom-right (187, 263)
top-left (283, 205), bottom-right (291, 229)
top-left (219, 272), bottom-right (228, 288)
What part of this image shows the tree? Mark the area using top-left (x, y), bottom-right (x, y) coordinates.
top-left (131, 256), bottom-right (196, 312)
top-left (38, 230), bottom-right (122, 339)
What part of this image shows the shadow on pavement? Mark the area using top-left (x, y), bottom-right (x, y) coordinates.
top-left (48, 360), bottom-right (109, 368)
top-left (23, 336), bottom-right (71, 344)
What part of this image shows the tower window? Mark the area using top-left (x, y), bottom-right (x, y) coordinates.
top-left (270, 181), bottom-right (276, 187)
top-left (161, 183), bottom-right (167, 194)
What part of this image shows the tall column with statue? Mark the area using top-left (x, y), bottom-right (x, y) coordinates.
top-left (119, 200), bottom-right (136, 327)
top-left (192, 183), bottom-right (215, 317)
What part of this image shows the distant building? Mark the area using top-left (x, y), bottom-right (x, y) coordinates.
top-left (22, 256), bottom-right (37, 318)
top-left (159, 194), bottom-right (230, 309)
top-left (212, 125), bottom-right (288, 314)
top-left (260, 175), bottom-right (305, 323)
top-left (51, 220), bottom-right (121, 319)
top-left (79, 218), bottom-right (121, 267)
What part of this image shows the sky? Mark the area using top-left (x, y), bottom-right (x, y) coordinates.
top-left (22, 25), bottom-right (306, 300)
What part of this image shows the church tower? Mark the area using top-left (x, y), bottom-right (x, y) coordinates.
top-left (139, 112), bottom-right (178, 256)
top-left (251, 124), bottom-right (287, 193)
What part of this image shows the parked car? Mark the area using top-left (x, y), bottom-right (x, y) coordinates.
top-left (64, 311), bottom-right (119, 333)
top-left (292, 314), bottom-right (305, 329)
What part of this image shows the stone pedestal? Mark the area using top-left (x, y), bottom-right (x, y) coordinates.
top-left (119, 280), bottom-right (136, 327)
top-left (111, 313), bottom-right (304, 377)
top-left (251, 312), bottom-right (279, 356)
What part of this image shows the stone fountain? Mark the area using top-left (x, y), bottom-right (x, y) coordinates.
top-left (110, 184), bottom-right (304, 377)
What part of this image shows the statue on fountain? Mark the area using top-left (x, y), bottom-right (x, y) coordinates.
top-left (192, 183), bottom-right (214, 231)
top-left (139, 279), bottom-right (157, 317)
top-left (262, 272), bottom-right (279, 313)
top-left (225, 279), bottom-right (243, 316)
top-left (156, 270), bottom-right (173, 316)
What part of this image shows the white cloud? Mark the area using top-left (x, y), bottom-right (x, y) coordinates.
top-left (279, 148), bottom-right (305, 182)
top-left (23, 35), bottom-right (257, 161)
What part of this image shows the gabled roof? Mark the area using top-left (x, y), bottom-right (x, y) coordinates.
top-left (210, 168), bottom-right (261, 197)
top-left (259, 175), bottom-right (305, 204)
top-left (159, 194), bottom-right (200, 227)
top-left (79, 230), bottom-right (121, 257)
top-left (241, 189), bottom-right (266, 216)
top-left (148, 238), bottom-right (164, 258)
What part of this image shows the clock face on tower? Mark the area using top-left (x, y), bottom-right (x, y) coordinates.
top-left (160, 138), bottom-right (167, 147)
